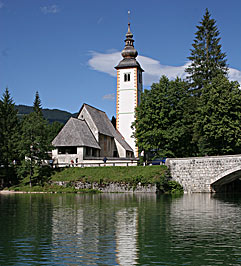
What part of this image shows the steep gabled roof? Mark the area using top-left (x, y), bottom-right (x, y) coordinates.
top-left (52, 117), bottom-right (100, 149)
top-left (79, 104), bottom-right (133, 152)
top-left (112, 129), bottom-right (133, 152)
top-left (81, 104), bottom-right (114, 137)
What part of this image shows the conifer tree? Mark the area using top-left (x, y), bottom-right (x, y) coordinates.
top-left (19, 92), bottom-right (52, 187)
top-left (0, 88), bottom-right (20, 185)
top-left (33, 91), bottom-right (42, 114)
top-left (185, 9), bottom-right (228, 95)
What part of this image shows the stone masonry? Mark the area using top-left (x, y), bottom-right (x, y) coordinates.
top-left (166, 155), bottom-right (241, 193)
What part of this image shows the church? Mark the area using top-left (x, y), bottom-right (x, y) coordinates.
top-left (52, 22), bottom-right (143, 166)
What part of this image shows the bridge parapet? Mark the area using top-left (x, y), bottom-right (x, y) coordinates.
top-left (166, 155), bottom-right (241, 193)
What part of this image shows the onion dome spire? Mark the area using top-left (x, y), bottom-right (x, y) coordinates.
top-left (121, 22), bottom-right (138, 59)
top-left (115, 13), bottom-right (143, 71)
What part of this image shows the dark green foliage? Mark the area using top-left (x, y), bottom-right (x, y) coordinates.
top-left (33, 91), bottom-right (42, 114)
top-left (133, 76), bottom-right (195, 158)
top-left (165, 180), bottom-right (184, 194)
top-left (194, 75), bottom-right (241, 155)
top-left (47, 121), bottom-right (63, 142)
top-left (16, 162), bottom-right (53, 186)
top-left (111, 116), bottom-right (116, 129)
top-left (186, 9), bottom-right (228, 95)
top-left (0, 88), bottom-right (20, 185)
top-left (19, 92), bottom-right (53, 186)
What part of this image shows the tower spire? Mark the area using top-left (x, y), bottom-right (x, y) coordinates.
top-left (121, 12), bottom-right (138, 59)
top-left (115, 14), bottom-right (144, 157)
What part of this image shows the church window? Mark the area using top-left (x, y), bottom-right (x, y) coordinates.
top-left (86, 147), bottom-right (91, 156)
top-left (124, 73), bottom-right (130, 82)
top-left (58, 146), bottom-right (77, 154)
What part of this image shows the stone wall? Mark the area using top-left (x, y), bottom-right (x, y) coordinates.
top-left (166, 155), bottom-right (241, 193)
top-left (52, 181), bottom-right (157, 193)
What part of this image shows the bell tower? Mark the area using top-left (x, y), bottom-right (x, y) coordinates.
top-left (115, 20), bottom-right (144, 157)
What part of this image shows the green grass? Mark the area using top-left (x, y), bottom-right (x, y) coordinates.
top-left (50, 165), bottom-right (168, 185)
top-left (7, 165), bottom-right (183, 194)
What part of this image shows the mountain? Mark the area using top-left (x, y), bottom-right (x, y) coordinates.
top-left (15, 105), bottom-right (78, 124)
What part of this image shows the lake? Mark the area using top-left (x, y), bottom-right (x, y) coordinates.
top-left (0, 192), bottom-right (241, 265)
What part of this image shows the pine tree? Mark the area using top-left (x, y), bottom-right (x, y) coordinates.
top-left (19, 92), bottom-right (52, 187)
top-left (185, 9), bottom-right (228, 95)
top-left (0, 88), bottom-right (20, 185)
top-left (33, 91), bottom-right (42, 114)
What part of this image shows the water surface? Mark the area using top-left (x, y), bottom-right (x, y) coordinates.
top-left (0, 193), bottom-right (241, 265)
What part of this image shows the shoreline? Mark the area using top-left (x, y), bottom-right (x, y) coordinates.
top-left (0, 190), bottom-right (52, 194)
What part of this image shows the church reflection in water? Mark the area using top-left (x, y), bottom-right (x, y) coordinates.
top-left (115, 208), bottom-right (138, 265)
top-left (50, 194), bottom-right (142, 265)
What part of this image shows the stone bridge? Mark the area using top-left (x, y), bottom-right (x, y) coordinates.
top-left (166, 155), bottom-right (241, 193)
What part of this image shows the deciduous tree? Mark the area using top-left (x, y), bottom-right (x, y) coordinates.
top-left (133, 76), bottom-right (194, 158)
top-left (194, 75), bottom-right (241, 155)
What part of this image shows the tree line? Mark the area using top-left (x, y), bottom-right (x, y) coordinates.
top-left (0, 90), bottom-right (63, 187)
top-left (133, 9), bottom-right (241, 159)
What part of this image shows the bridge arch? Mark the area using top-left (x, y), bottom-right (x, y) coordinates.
top-left (168, 155), bottom-right (241, 192)
top-left (211, 166), bottom-right (241, 192)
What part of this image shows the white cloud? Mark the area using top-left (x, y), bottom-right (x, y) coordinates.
top-left (88, 51), bottom-right (120, 77)
top-left (137, 56), bottom-right (188, 85)
top-left (88, 51), bottom-right (241, 86)
top-left (40, 5), bottom-right (60, 14)
top-left (228, 68), bottom-right (241, 83)
top-left (102, 93), bottom-right (115, 101)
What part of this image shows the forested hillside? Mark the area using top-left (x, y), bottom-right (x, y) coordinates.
top-left (15, 104), bottom-right (78, 123)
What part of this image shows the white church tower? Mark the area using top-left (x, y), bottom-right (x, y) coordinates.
top-left (115, 22), bottom-right (144, 157)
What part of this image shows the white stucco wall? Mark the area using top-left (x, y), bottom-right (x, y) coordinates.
top-left (116, 67), bottom-right (142, 157)
top-left (52, 147), bottom-right (84, 165)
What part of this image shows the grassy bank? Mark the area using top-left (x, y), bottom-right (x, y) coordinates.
top-left (8, 165), bottom-right (183, 194)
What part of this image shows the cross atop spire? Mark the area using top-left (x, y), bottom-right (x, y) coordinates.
top-left (128, 10), bottom-right (131, 24)
top-left (115, 13), bottom-right (143, 71)
top-left (121, 16), bottom-right (137, 59)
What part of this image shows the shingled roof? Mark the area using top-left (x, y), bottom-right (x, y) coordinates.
top-left (83, 104), bottom-right (113, 137)
top-left (115, 58), bottom-right (144, 71)
top-left (82, 104), bottom-right (133, 152)
top-left (52, 117), bottom-right (100, 149)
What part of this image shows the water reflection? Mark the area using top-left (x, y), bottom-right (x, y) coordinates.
top-left (116, 208), bottom-right (138, 265)
top-left (0, 193), bottom-right (241, 266)
top-left (168, 194), bottom-right (241, 266)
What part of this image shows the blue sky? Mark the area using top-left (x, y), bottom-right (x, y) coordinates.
top-left (1, 0), bottom-right (241, 118)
